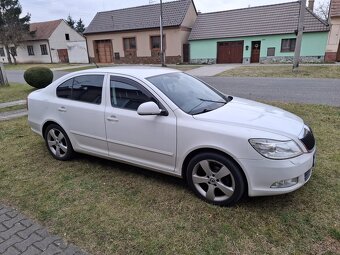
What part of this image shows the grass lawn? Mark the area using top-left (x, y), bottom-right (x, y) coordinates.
top-left (0, 104), bottom-right (26, 113)
top-left (0, 83), bottom-right (35, 103)
top-left (219, 65), bottom-right (340, 79)
top-left (4, 63), bottom-right (75, 71)
top-left (0, 103), bottom-right (339, 255)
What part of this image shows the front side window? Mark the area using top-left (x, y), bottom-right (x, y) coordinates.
top-left (123, 37), bottom-right (136, 50)
top-left (147, 73), bottom-right (228, 115)
top-left (56, 75), bottom-right (104, 104)
top-left (27, 45), bottom-right (34, 56)
top-left (281, 39), bottom-right (296, 52)
top-left (0, 47), bottom-right (5, 57)
top-left (40, 44), bottom-right (48, 55)
top-left (110, 76), bottom-right (152, 111)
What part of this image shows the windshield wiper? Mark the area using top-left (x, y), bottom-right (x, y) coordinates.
top-left (198, 98), bottom-right (226, 104)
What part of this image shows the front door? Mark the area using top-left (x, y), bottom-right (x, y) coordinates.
top-left (57, 49), bottom-right (69, 63)
top-left (217, 41), bottom-right (244, 63)
top-left (105, 75), bottom-right (177, 172)
top-left (250, 41), bottom-right (261, 63)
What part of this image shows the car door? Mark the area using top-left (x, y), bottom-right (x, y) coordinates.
top-left (105, 75), bottom-right (176, 173)
top-left (55, 73), bottom-right (108, 156)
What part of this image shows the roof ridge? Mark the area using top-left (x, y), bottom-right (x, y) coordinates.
top-left (305, 7), bottom-right (329, 26)
top-left (97, 0), bottom-right (186, 14)
top-left (197, 1), bottom-right (300, 16)
top-left (30, 19), bottom-right (63, 25)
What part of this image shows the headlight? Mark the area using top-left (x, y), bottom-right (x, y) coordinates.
top-left (249, 138), bottom-right (303, 159)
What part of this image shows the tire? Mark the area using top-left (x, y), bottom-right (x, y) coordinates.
top-left (44, 124), bottom-right (74, 161)
top-left (186, 152), bottom-right (245, 206)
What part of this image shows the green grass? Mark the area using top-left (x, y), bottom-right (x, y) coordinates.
top-left (219, 65), bottom-right (340, 79)
top-left (0, 83), bottom-right (35, 103)
top-left (0, 103), bottom-right (339, 255)
top-left (3, 63), bottom-right (75, 71)
top-left (0, 104), bottom-right (26, 113)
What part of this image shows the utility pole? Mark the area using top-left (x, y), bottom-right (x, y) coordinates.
top-left (160, 0), bottom-right (166, 67)
top-left (293, 0), bottom-right (307, 71)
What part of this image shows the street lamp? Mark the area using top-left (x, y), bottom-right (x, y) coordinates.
top-left (160, 0), bottom-right (166, 67)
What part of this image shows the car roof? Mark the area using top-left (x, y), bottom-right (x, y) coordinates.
top-left (73, 66), bottom-right (181, 79)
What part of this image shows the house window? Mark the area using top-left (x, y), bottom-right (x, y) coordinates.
top-left (10, 47), bottom-right (17, 56)
top-left (40, 44), bottom-right (48, 55)
top-left (267, 47), bottom-right (275, 56)
top-left (281, 39), bottom-right (296, 52)
top-left (0, 47), bottom-right (5, 57)
top-left (123, 37), bottom-right (136, 50)
top-left (150, 35), bottom-right (165, 49)
top-left (65, 34), bottom-right (70, 41)
top-left (27, 45), bottom-right (34, 56)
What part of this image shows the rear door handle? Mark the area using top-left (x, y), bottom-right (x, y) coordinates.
top-left (107, 115), bottom-right (119, 122)
top-left (58, 106), bottom-right (67, 112)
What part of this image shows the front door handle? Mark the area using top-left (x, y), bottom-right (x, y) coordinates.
top-left (58, 106), bottom-right (67, 112)
top-left (107, 115), bottom-right (119, 122)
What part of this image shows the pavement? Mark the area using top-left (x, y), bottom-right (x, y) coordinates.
top-left (0, 204), bottom-right (88, 255)
top-left (186, 64), bottom-right (240, 76)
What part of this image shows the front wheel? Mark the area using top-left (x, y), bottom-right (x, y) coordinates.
top-left (186, 152), bottom-right (245, 206)
top-left (44, 124), bottom-right (74, 161)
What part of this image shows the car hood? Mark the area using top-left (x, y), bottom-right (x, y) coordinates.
top-left (193, 97), bottom-right (304, 137)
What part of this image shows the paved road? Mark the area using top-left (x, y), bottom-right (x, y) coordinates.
top-left (0, 204), bottom-right (88, 255)
top-left (5, 70), bottom-right (340, 106)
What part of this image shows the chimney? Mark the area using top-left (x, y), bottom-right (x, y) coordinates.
top-left (308, 0), bottom-right (315, 11)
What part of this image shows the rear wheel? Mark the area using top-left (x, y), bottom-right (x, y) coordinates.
top-left (186, 152), bottom-right (245, 206)
top-left (44, 124), bottom-right (74, 161)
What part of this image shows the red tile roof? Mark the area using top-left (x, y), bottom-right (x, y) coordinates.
top-left (28, 19), bottom-right (63, 41)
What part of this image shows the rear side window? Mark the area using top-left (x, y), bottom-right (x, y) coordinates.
top-left (56, 75), bottom-right (104, 104)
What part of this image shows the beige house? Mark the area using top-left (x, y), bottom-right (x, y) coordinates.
top-left (325, 0), bottom-right (340, 62)
top-left (84, 0), bottom-right (197, 64)
top-left (0, 19), bottom-right (88, 64)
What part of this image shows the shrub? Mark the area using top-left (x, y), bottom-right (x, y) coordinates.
top-left (24, 67), bottom-right (53, 89)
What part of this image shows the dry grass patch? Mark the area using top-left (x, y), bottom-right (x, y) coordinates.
top-left (0, 102), bottom-right (339, 255)
top-left (219, 65), bottom-right (340, 79)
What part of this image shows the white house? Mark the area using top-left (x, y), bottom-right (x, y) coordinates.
top-left (0, 19), bottom-right (89, 64)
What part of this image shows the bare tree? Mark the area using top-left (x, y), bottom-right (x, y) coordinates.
top-left (314, 0), bottom-right (330, 21)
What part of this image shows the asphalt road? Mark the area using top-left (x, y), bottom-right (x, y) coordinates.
top-left (5, 70), bottom-right (340, 106)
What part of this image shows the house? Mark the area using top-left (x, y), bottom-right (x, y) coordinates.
top-left (84, 0), bottom-right (197, 64)
top-left (189, 1), bottom-right (329, 64)
top-left (0, 19), bottom-right (89, 64)
top-left (325, 0), bottom-right (340, 62)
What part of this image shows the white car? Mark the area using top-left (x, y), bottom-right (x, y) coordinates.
top-left (27, 67), bottom-right (316, 206)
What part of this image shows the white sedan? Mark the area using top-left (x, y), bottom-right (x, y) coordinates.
top-left (27, 67), bottom-right (316, 206)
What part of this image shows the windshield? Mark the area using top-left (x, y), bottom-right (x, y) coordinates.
top-left (147, 72), bottom-right (229, 115)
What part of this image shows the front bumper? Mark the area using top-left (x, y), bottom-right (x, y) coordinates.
top-left (241, 149), bottom-right (315, 197)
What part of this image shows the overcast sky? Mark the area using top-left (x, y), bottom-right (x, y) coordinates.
top-left (20, 0), bottom-right (323, 25)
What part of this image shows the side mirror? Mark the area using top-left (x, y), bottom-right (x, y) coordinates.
top-left (137, 101), bottom-right (162, 116)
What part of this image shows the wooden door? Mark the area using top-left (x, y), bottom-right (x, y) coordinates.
top-left (217, 41), bottom-right (244, 63)
top-left (57, 49), bottom-right (69, 63)
top-left (250, 41), bottom-right (261, 63)
top-left (95, 40), bottom-right (113, 63)
top-left (183, 44), bottom-right (190, 63)
top-left (336, 41), bottom-right (340, 62)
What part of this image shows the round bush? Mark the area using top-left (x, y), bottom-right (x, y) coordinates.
top-left (24, 67), bottom-right (53, 89)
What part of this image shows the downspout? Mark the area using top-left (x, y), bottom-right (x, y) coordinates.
top-left (47, 40), bottom-right (53, 63)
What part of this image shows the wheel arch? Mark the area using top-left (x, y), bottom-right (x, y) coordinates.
top-left (181, 147), bottom-right (249, 195)
top-left (42, 120), bottom-right (64, 138)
